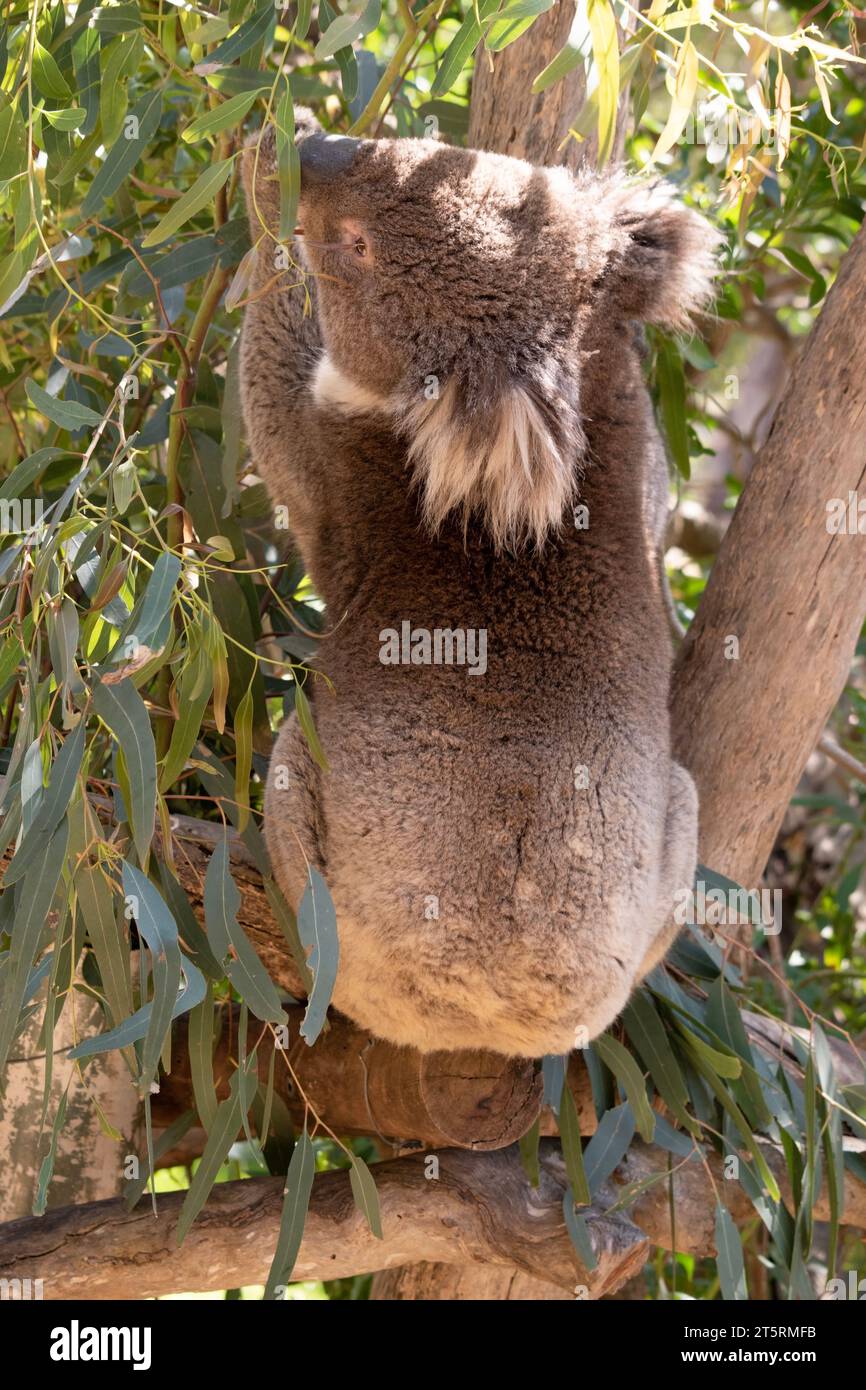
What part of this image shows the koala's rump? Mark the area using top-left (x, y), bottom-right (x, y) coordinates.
top-left (273, 670), bottom-right (671, 1057)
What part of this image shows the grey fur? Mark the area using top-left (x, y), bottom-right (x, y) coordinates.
top-left (239, 111), bottom-right (718, 1057)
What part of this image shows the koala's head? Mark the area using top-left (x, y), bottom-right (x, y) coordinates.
top-left (244, 109), bottom-right (719, 549)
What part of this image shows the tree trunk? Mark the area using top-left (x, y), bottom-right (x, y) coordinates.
top-left (0, 988), bottom-right (140, 1223)
top-left (672, 220), bottom-right (866, 887)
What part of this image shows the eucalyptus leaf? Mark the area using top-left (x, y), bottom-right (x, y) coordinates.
top-left (296, 866), bottom-right (339, 1045)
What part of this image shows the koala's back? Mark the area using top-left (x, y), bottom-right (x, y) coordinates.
top-left (263, 382), bottom-right (678, 1057)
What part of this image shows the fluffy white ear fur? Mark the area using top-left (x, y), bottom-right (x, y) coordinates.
top-left (399, 379), bottom-right (581, 550)
top-left (599, 178), bottom-right (721, 331)
top-left (312, 353), bottom-right (582, 550)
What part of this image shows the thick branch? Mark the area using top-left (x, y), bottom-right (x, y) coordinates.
top-left (155, 1003), bottom-right (543, 1156)
top-left (5, 1127), bottom-right (864, 1298)
top-left (0, 1143), bottom-right (647, 1300)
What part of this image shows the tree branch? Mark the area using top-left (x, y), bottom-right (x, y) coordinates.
top-left (0, 1143), bottom-right (648, 1300)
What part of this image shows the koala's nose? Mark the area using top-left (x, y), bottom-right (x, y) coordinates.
top-left (297, 131), bottom-right (362, 185)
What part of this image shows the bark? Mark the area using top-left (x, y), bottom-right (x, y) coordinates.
top-left (369, 1263), bottom-right (575, 1300)
top-left (467, 0), bottom-right (633, 170)
top-left (0, 1143), bottom-right (648, 1300)
top-left (672, 221), bottom-right (866, 889)
top-left (4, 1131), bottom-right (863, 1299)
top-left (0, 986), bottom-right (140, 1223)
top-left (154, 1003), bottom-right (542, 1156)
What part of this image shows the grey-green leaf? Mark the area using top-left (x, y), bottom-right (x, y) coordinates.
top-left (204, 834), bottom-right (286, 1023)
top-left (122, 862), bottom-right (182, 1093)
top-left (25, 378), bottom-right (104, 431)
top-left (593, 1032), bottom-right (656, 1142)
top-left (349, 1153), bottom-right (383, 1238)
top-left (176, 1064), bottom-right (249, 1245)
top-left (264, 1129), bottom-right (316, 1298)
top-left (715, 1202), bottom-right (748, 1300)
top-left (81, 89), bottom-right (164, 217)
top-left (0, 819), bottom-right (68, 1075)
top-left (563, 1188), bottom-right (598, 1272)
top-left (92, 677), bottom-right (157, 863)
top-left (558, 1082), bottom-right (590, 1206)
top-left (296, 866), bottom-right (339, 1045)
top-left (582, 1101), bottom-right (636, 1196)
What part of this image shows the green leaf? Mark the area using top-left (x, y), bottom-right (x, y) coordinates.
top-left (75, 854), bottom-right (134, 1031)
top-left (264, 1129), bottom-right (316, 1298)
top-left (160, 641), bottom-right (214, 791)
top-left (315, 0), bottom-right (381, 58)
top-left (655, 336), bottom-right (690, 479)
top-left (432, 0), bottom-right (500, 97)
top-left (349, 1153), bottom-right (383, 1238)
top-left (234, 682), bottom-right (254, 833)
top-left (33, 1088), bottom-right (70, 1217)
top-left (318, 0), bottom-right (359, 102)
top-left (593, 1033), bottom-right (656, 1142)
top-left (563, 1188), bottom-right (598, 1270)
top-left (176, 1063), bottom-right (250, 1245)
top-left (81, 88), bottom-right (164, 217)
top-left (693, 1056), bottom-right (781, 1201)
top-left (603, 1166), bottom-right (675, 1215)
top-left (73, 25), bottom-right (101, 136)
top-left (196, 2), bottom-right (276, 69)
top-left (124, 1109), bottom-right (197, 1210)
top-left (677, 1022), bottom-right (742, 1079)
top-left (0, 819), bottom-right (68, 1076)
top-left (4, 721), bottom-right (84, 885)
top-left (519, 1117), bottom-right (541, 1187)
top-left (296, 0), bottom-right (313, 41)
top-left (582, 1101), bottom-right (636, 1196)
top-left (293, 681), bottom-right (329, 771)
top-left (142, 158), bottom-right (233, 249)
top-left (706, 978), bottom-right (771, 1127)
top-left (622, 990), bottom-right (697, 1134)
top-left (486, 1), bottom-right (554, 51)
top-left (533, 7), bottom-right (590, 92)
top-left (558, 1082), bottom-right (591, 1206)
top-left (0, 96), bottom-right (27, 179)
top-left (122, 862), bottom-right (184, 1093)
top-left (715, 1202), bottom-right (748, 1300)
top-left (188, 985), bottom-right (219, 1132)
top-left (274, 82), bottom-right (300, 244)
top-left (32, 40), bottom-right (72, 100)
top-left (100, 32), bottom-right (144, 147)
top-left (92, 677), bottom-right (157, 863)
top-left (25, 378), bottom-right (104, 431)
top-left (182, 88), bottom-right (266, 143)
top-left (587, 0), bottom-right (619, 165)
top-left (204, 834), bottom-right (286, 1023)
top-left (109, 551), bottom-right (182, 663)
top-left (157, 859), bottom-right (225, 980)
top-left (296, 866), bottom-right (340, 1045)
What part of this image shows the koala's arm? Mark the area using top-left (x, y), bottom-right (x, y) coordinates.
top-left (239, 124), bottom-right (326, 548)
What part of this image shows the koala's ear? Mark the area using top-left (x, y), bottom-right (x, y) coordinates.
top-left (603, 182), bottom-right (721, 331)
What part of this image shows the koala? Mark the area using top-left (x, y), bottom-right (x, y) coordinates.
top-left (239, 108), bottom-right (717, 1059)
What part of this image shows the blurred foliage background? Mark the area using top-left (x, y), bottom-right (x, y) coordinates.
top-left (0, 0), bottom-right (865, 1302)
